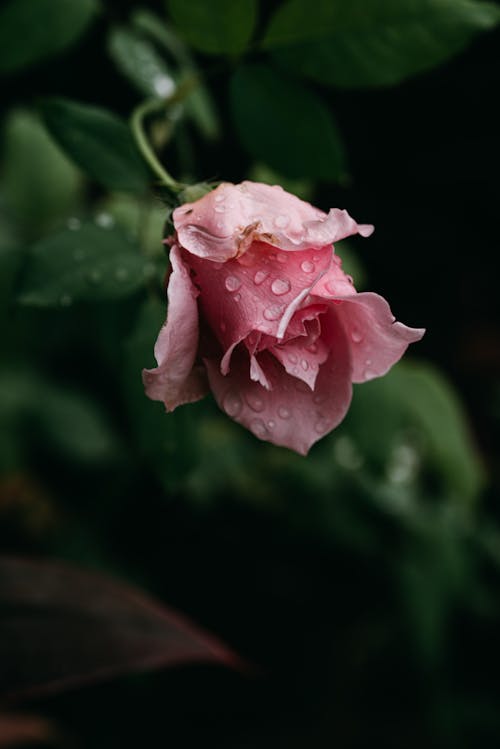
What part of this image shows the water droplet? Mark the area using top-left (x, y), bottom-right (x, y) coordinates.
top-left (73, 248), bottom-right (85, 261)
top-left (351, 328), bottom-right (363, 343)
top-left (276, 253), bottom-right (287, 264)
top-left (60, 293), bottom-right (72, 307)
top-left (313, 393), bottom-right (327, 405)
top-left (274, 214), bottom-right (289, 228)
top-left (88, 269), bottom-right (102, 284)
top-left (314, 418), bottom-right (328, 434)
top-left (115, 267), bottom-right (129, 281)
top-left (306, 342), bottom-right (318, 353)
top-left (301, 260), bottom-right (315, 273)
top-left (263, 304), bottom-right (284, 321)
top-left (223, 391), bottom-right (242, 417)
top-left (278, 406), bottom-right (291, 419)
top-left (365, 358), bottom-right (372, 366)
top-left (214, 193), bottom-right (225, 203)
top-left (301, 359), bottom-right (309, 371)
top-left (246, 392), bottom-right (264, 412)
top-left (288, 352), bottom-right (298, 364)
top-left (250, 418), bottom-right (267, 438)
top-left (325, 281), bottom-right (336, 295)
top-left (95, 212), bottom-right (114, 229)
top-left (214, 205), bottom-right (225, 214)
top-left (67, 217), bottom-right (81, 231)
top-left (271, 278), bottom-right (291, 296)
top-left (254, 270), bottom-right (269, 285)
top-left (267, 420), bottom-right (275, 429)
top-left (234, 293), bottom-right (241, 302)
top-left (225, 275), bottom-right (241, 292)
top-left (363, 368), bottom-right (376, 380)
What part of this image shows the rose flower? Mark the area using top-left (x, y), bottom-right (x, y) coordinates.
top-left (143, 181), bottom-right (424, 455)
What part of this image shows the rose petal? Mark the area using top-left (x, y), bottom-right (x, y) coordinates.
top-left (174, 182), bottom-right (373, 261)
top-left (143, 244), bottom-right (208, 410)
top-left (310, 251), bottom-right (357, 299)
top-left (204, 310), bottom-right (352, 455)
top-left (332, 292), bottom-right (426, 383)
top-left (270, 334), bottom-right (329, 391)
top-left (186, 243), bottom-right (332, 358)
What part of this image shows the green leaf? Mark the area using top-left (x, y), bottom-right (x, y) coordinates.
top-left (230, 64), bottom-right (346, 181)
top-left (41, 98), bottom-right (150, 193)
top-left (18, 222), bottom-right (157, 307)
top-left (2, 109), bottom-right (83, 240)
top-left (167, 0), bottom-right (258, 55)
top-left (0, 0), bottom-right (98, 74)
top-left (262, 0), bottom-right (500, 88)
top-left (345, 360), bottom-right (485, 504)
top-left (108, 27), bottom-right (176, 98)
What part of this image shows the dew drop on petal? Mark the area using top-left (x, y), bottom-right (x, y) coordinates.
top-left (246, 392), bottom-right (265, 412)
top-left (351, 328), bottom-right (363, 343)
top-left (313, 392), bottom-right (327, 405)
top-left (364, 368), bottom-right (376, 380)
top-left (278, 406), bottom-right (291, 419)
top-left (276, 253), bottom-right (287, 264)
top-left (288, 352), bottom-right (298, 364)
top-left (250, 418), bottom-right (268, 438)
top-left (223, 391), bottom-right (242, 417)
top-left (301, 260), bottom-right (315, 273)
top-left (263, 304), bottom-right (284, 321)
top-left (214, 193), bottom-right (225, 203)
top-left (314, 418), bottom-right (328, 434)
top-left (267, 420), bottom-right (275, 429)
top-left (274, 214), bottom-right (290, 228)
top-left (271, 278), bottom-right (291, 296)
top-left (254, 270), bottom-right (269, 285)
top-left (306, 342), bottom-right (318, 353)
top-left (225, 275), bottom-right (241, 292)
top-left (234, 293), bottom-right (241, 302)
top-left (301, 359), bottom-right (309, 370)
top-left (214, 205), bottom-right (225, 214)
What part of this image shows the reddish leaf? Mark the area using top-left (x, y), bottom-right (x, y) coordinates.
top-left (0, 713), bottom-right (53, 747)
top-left (0, 557), bottom-right (240, 699)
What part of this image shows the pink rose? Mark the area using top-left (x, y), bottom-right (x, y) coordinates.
top-left (143, 181), bottom-right (424, 455)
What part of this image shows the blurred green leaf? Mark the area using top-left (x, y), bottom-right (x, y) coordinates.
top-left (345, 360), bottom-right (485, 505)
top-left (334, 240), bottom-right (368, 290)
top-left (132, 9), bottom-right (221, 140)
top-left (99, 194), bottom-right (167, 258)
top-left (2, 109), bottom-right (83, 240)
top-left (0, 369), bottom-right (119, 466)
top-left (168, 0), bottom-right (257, 55)
top-left (18, 222), bottom-right (157, 307)
top-left (108, 27), bottom-right (176, 98)
top-left (247, 163), bottom-right (314, 202)
top-left (230, 64), bottom-right (346, 181)
top-left (41, 98), bottom-right (150, 193)
top-left (0, 0), bottom-right (99, 74)
top-left (262, 0), bottom-right (500, 88)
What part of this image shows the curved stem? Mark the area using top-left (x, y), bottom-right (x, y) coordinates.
top-left (131, 77), bottom-right (200, 194)
top-left (131, 98), bottom-right (182, 191)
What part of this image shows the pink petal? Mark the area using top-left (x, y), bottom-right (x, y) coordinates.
top-left (310, 251), bottom-right (357, 299)
top-left (142, 244), bottom-right (208, 410)
top-left (204, 310), bottom-right (352, 455)
top-left (270, 335), bottom-right (329, 391)
top-left (173, 181), bottom-right (373, 261)
top-left (186, 243), bottom-right (332, 355)
top-left (332, 292), bottom-right (426, 383)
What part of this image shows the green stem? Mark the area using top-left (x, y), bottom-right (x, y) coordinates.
top-left (131, 98), bottom-right (181, 191)
top-left (130, 77), bottom-right (199, 193)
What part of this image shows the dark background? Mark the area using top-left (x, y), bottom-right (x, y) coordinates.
top-left (1, 1), bottom-right (500, 747)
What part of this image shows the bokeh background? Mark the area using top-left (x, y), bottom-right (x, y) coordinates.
top-left (1, 0), bottom-right (500, 746)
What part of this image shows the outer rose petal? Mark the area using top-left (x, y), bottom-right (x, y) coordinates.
top-left (204, 311), bottom-right (352, 455)
top-left (332, 292), bottom-right (426, 383)
top-left (142, 245), bottom-right (208, 409)
top-left (173, 181), bottom-right (373, 261)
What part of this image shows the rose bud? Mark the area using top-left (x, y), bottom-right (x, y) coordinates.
top-left (143, 181), bottom-right (424, 455)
